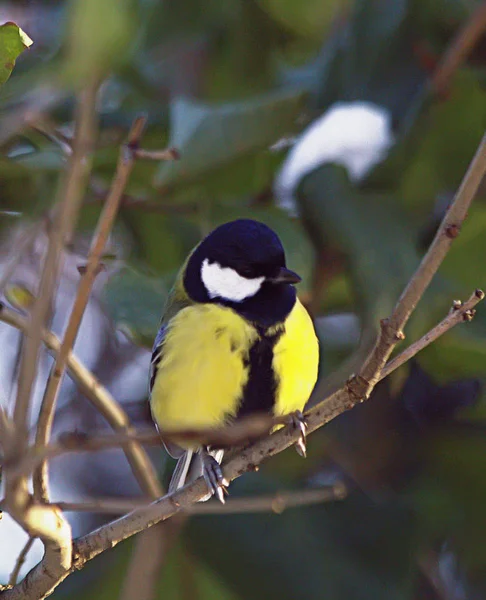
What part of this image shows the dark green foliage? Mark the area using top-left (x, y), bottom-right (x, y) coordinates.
top-left (0, 0), bottom-right (485, 598)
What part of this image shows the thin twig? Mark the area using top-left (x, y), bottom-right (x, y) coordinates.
top-left (32, 115), bottom-right (157, 503)
top-left (0, 304), bottom-right (161, 499)
top-left (133, 147), bottom-right (179, 161)
top-left (55, 485), bottom-right (346, 515)
top-left (380, 289), bottom-right (484, 380)
top-left (6, 412), bottom-right (292, 479)
top-left (432, 2), bottom-right (486, 95)
top-left (12, 82), bottom-right (99, 450)
top-left (8, 537), bottom-right (35, 588)
top-left (3, 105), bottom-right (485, 600)
top-left (4, 274), bottom-right (482, 480)
top-left (2, 83), bottom-right (100, 600)
top-left (0, 407), bottom-right (14, 450)
top-left (118, 525), bottom-right (171, 600)
top-left (357, 132), bottom-right (486, 395)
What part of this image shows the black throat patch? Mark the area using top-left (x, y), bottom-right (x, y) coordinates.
top-left (237, 326), bottom-right (284, 418)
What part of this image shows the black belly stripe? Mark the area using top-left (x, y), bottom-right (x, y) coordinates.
top-left (236, 327), bottom-right (283, 418)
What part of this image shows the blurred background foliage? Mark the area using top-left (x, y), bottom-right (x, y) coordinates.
top-left (0, 0), bottom-right (485, 598)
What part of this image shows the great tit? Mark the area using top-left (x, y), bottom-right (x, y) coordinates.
top-left (149, 219), bottom-right (319, 502)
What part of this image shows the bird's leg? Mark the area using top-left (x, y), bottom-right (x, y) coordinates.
top-left (289, 410), bottom-right (307, 457)
top-left (200, 447), bottom-right (229, 504)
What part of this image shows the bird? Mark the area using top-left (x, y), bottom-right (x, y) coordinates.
top-left (149, 219), bottom-right (319, 502)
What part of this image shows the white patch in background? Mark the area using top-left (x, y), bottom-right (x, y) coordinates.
top-left (0, 224), bottom-right (156, 583)
top-left (201, 259), bottom-right (264, 302)
top-left (274, 101), bottom-right (394, 214)
top-left (0, 513), bottom-right (45, 583)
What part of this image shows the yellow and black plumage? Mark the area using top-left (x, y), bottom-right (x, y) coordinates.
top-left (149, 219), bottom-right (319, 502)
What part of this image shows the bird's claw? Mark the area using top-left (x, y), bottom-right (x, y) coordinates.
top-left (289, 410), bottom-right (307, 458)
top-left (202, 453), bottom-right (229, 504)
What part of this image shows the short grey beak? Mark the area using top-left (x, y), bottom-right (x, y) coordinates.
top-left (269, 267), bottom-right (301, 285)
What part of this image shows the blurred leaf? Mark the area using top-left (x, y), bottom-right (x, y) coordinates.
top-left (62, 537), bottom-right (239, 600)
top-left (102, 267), bottom-right (168, 345)
top-left (154, 90), bottom-right (306, 191)
top-left (399, 72), bottom-right (486, 212)
top-left (257, 0), bottom-right (344, 39)
top-left (0, 22), bottom-right (33, 85)
top-left (422, 428), bottom-right (486, 569)
top-left (65, 0), bottom-right (138, 82)
top-left (399, 361), bottom-right (481, 427)
top-left (312, 0), bottom-right (429, 122)
top-left (298, 165), bottom-right (419, 323)
top-left (10, 149), bottom-right (66, 171)
top-left (188, 476), bottom-right (417, 600)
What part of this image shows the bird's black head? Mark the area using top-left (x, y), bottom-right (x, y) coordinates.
top-left (183, 219), bottom-right (300, 327)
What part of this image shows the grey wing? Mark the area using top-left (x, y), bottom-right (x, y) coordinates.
top-left (149, 324), bottom-right (185, 460)
top-left (149, 324), bottom-right (166, 397)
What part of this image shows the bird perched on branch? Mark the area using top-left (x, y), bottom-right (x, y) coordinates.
top-left (149, 219), bottom-right (319, 502)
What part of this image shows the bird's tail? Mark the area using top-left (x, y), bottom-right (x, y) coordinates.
top-left (168, 449), bottom-right (225, 502)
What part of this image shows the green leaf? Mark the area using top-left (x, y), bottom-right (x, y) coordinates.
top-left (399, 72), bottom-right (486, 211)
top-left (256, 0), bottom-right (341, 40)
top-left (0, 22), bottom-right (33, 85)
top-left (153, 90), bottom-right (306, 191)
top-left (187, 476), bottom-right (417, 600)
top-left (102, 267), bottom-right (168, 345)
top-left (65, 0), bottom-right (137, 83)
top-left (298, 165), bottom-right (419, 323)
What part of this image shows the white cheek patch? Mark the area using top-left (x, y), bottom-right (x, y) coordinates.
top-left (201, 259), bottom-right (264, 302)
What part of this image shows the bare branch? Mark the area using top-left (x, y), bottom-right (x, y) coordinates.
top-left (2, 109), bottom-right (484, 600)
top-left (2, 478), bottom-right (72, 600)
top-left (380, 289), bottom-right (484, 380)
top-left (118, 526), bottom-right (170, 600)
top-left (357, 132), bottom-right (486, 395)
top-left (132, 147), bottom-right (180, 161)
top-left (13, 82), bottom-right (99, 449)
top-left (432, 2), bottom-right (486, 95)
top-left (0, 407), bottom-right (14, 450)
top-left (56, 485), bottom-right (346, 515)
top-left (0, 304), bottom-right (161, 498)
top-left (33, 115), bottom-right (155, 503)
top-left (7, 413), bottom-right (290, 478)
top-left (8, 538), bottom-right (35, 588)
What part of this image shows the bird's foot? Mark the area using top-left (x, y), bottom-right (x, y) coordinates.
top-left (289, 410), bottom-right (307, 458)
top-left (201, 451), bottom-right (229, 504)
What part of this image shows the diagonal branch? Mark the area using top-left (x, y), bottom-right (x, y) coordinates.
top-left (0, 304), bottom-right (161, 499)
top-left (55, 485), bottom-right (346, 515)
top-left (2, 119), bottom-right (485, 600)
top-left (431, 2), bottom-right (486, 95)
top-left (356, 131), bottom-right (486, 396)
top-left (379, 289), bottom-right (484, 380)
top-left (8, 537), bottom-right (35, 588)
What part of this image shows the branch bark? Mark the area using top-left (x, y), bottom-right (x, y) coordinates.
top-left (0, 304), bottom-right (160, 496)
top-left (356, 131), bottom-right (486, 395)
top-left (12, 82), bottom-right (99, 450)
top-left (379, 289), bottom-right (484, 380)
top-left (432, 2), bottom-right (486, 95)
top-left (32, 115), bottom-right (159, 503)
top-left (2, 126), bottom-right (484, 600)
top-left (55, 485), bottom-right (346, 515)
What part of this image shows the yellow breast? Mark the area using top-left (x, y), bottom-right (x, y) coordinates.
top-left (150, 304), bottom-right (257, 434)
top-left (272, 299), bottom-right (319, 416)
top-left (150, 300), bottom-right (319, 445)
